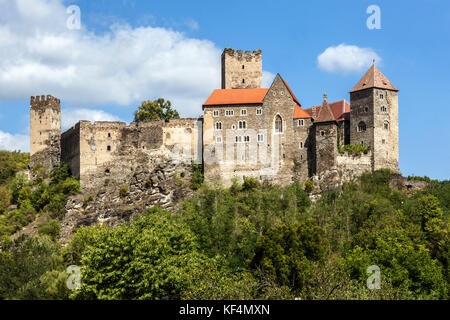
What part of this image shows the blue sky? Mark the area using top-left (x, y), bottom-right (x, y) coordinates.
top-left (0, 0), bottom-right (449, 179)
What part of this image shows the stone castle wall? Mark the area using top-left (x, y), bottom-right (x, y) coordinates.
top-left (30, 95), bottom-right (61, 171)
top-left (221, 48), bottom-right (262, 89)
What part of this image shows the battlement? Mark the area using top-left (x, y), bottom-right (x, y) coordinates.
top-left (221, 48), bottom-right (263, 89)
top-left (30, 95), bottom-right (61, 114)
top-left (222, 48), bottom-right (262, 58)
top-left (31, 95), bottom-right (60, 104)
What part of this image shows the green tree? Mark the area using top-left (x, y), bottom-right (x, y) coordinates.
top-left (72, 207), bottom-right (207, 300)
top-left (0, 185), bottom-right (11, 214)
top-left (134, 98), bottom-right (180, 122)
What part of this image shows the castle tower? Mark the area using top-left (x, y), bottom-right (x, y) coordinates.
top-left (314, 94), bottom-right (338, 174)
top-left (349, 65), bottom-right (399, 172)
top-left (30, 95), bottom-right (61, 171)
top-left (221, 48), bottom-right (262, 89)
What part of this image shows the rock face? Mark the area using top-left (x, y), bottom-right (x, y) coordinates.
top-left (60, 151), bottom-right (196, 244)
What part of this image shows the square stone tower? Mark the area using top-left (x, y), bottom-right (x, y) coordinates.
top-left (349, 65), bottom-right (399, 172)
top-left (221, 48), bottom-right (262, 89)
top-left (30, 95), bottom-right (61, 171)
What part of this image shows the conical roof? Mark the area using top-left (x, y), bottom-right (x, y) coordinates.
top-left (350, 65), bottom-right (398, 93)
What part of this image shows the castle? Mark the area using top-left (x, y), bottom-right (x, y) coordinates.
top-left (29, 48), bottom-right (399, 190)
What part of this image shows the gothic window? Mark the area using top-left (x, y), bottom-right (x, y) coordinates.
top-left (215, 122), bottom-right (222, 130)
top-left (275, 115), bottom-right (283, 133)
top-left (384, 121), bottom-right (389, 130)
top-left (357, 121), bottom-right (367, 132)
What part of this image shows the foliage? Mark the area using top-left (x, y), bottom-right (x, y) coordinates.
top-left (304, 179), bottom-right (314, 193)
top-left (338, 143), bottom-right (370, 156)
top-left (0, 151), bottom-right (29, 185)
top-left (38, 219), bottom-right (61, 241)
top-left (134, 98), bottom-right (180, 122)
top-left (190, 163), bottom-right (204, 190)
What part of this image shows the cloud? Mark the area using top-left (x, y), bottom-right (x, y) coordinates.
top-left (61, 108), bottom-right (123, 131)
top-left (0, 0), bottom-right (224, 117)
top-left (262, 71), bottom-right (276, 88)
top-left (317, 44), bottom-right (382, 73)
top-left (0, 130), bottom-right (29, 152)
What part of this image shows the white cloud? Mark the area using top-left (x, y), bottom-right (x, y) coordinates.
top-left (0, 130), bottom-right (29, 152)
top-left (262, 71), bottom-right (276, 88)
top-left (317, 44), bottom-right (382, 73)
top-left (61, 108), bottom-right (123, 131)
top-left (0, 0), bottom-right (224, 117)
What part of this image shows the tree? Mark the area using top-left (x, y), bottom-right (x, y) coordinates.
top-left (72, 207), bottom-right (207, 300)
top-left (134, 98), bottom-right (180, 122)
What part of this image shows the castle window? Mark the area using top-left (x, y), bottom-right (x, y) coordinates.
top-left (300, 155), bottom-right (303, 160)
top-left (216, 136), bottom-right (222, 143)
top-left (242, 79), bottom-right (245, 84)
top-left (275, 115), bottom-right (283, 133)
top-left (241, 109), bottom-right (247, 116)
top-left (298, 119), bottom-right (304, 126)
top-left (105, 169), bottom-right (110, 175)
top-left (256, 108), bottom-right (262, 115)
top-left (225, 110), bottom-right (234, 116)
top-left (91, 145), bottom-right (96, 151)
top-left (238, 120), bottom-right (246, 129)
top-left (381, 106), bottom-right (387, 112)
top-left (321, 131), bottom-right (325, 136)
top-left (107, 145), bottom-right (111, 151)
top-left (232, 124), bottom-right (236, 130)
top-left (361, 141), bottom-right (364, 145)
top-left (215, 121), bottom-right (222, 130)
top-left (357, 121), bottom-right (366, 132)
top-left (107, 133), bottom-right (111, 138)
top-left (382, 139), bottom-right (386, 144)
top-left (244, 136), bottom-right (250, 142)
top-left (300, 142), bottom-right (304, 149)
top-left (257, 133), bottom-right (264, 142)
top-left (384, 121), bottom-right (389, 130)
top-left (213, 110), bottom-right (219, 117)
top-left (235, 136), bottom-right (242, 143)
top-left (242, 65), bottom-right (245, 69)
top-left (364, 107), bottom-right (369, 113)
top-left (380, 94), bottom-right (384, 99)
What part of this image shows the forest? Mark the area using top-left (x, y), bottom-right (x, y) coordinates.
top-left (0, 150), bottom-right (448, 300)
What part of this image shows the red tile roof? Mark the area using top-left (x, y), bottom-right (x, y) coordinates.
top-left (203, 88), bottom-right (269, 106)
top-left (294, 105), bottom-right (311, 119)
top-left (350, 65), bottom-right (398, 93)
top-left (304, 100), bottom-right (350, 122)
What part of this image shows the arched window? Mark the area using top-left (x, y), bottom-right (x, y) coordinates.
top-left (357, 121), bottom-right (366, 132)
top-left (238, 120), bottom-right (246, 129)
top-left (275, 115), bottom-right (283, 133)
top-left (215, 121), bottom-right (222, 130)
top-left (384, 121), bottom-right (389, 130)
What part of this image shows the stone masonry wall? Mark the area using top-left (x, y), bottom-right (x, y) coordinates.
top-left (30, 95), bottom-right (61, 171)
top-left (221, 48), bottom-right (262, 89)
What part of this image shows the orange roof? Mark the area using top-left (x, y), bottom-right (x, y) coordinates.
top-left (304, 100), bottom-right (350, 122)
top-left (350, 65), bottom-right (398, 93)
top-left (203, 88), bottom-right (268, 106)
top-left (281, 77), bottom-right (301, 107)
top-left (294, 105), bottom-right (311, 119)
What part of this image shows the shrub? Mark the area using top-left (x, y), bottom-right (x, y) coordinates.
top-left (38, 219), bottom-right (61, 241)
top-left (191, 164), bottom-right (204, 190)
top-left (339, 143), bottom-right (370, 156)
top-left (304, 180), bottom-right (314, 193)
top-left (119, 186), bottom-right (129, 197)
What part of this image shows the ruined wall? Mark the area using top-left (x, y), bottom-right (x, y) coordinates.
top-left (221, 48), bottom-right (262, 89)
top-left (60, 119), bottom-right (202, 190)
top-left (61, 123), bottom-right (81, 179)
top-left (30, 95), bottom-right (61, 171)
top-left (336, 152), bottom-right (372, 181)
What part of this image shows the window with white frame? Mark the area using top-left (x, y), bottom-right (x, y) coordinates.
top-left (298, 119), bottom-right (304, 126)
top-left (257, 133), bottom-right (264, 142)
top-left (213, 110), bottom-right (219, 117)
top-left (241, 109), bottom-right (247, 116)
top-left (238, 120), bottom-right (246, 129)
top-left (256, 108), bottom-right (262, 115)
top-left (215, 121), bottom-right (222, 130)
top-left (300, 142), bottom-right (304, 149)
top-left (235, 136), bottom-right (242, 143)
top-left (244, 136), bottom-right (250, 142)
top-left (216, 136), bottom-right (222, 143)
top-left (275, 115), bottom-right (283, 133)
top-left (225, 110), bottom-right (234, 116)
